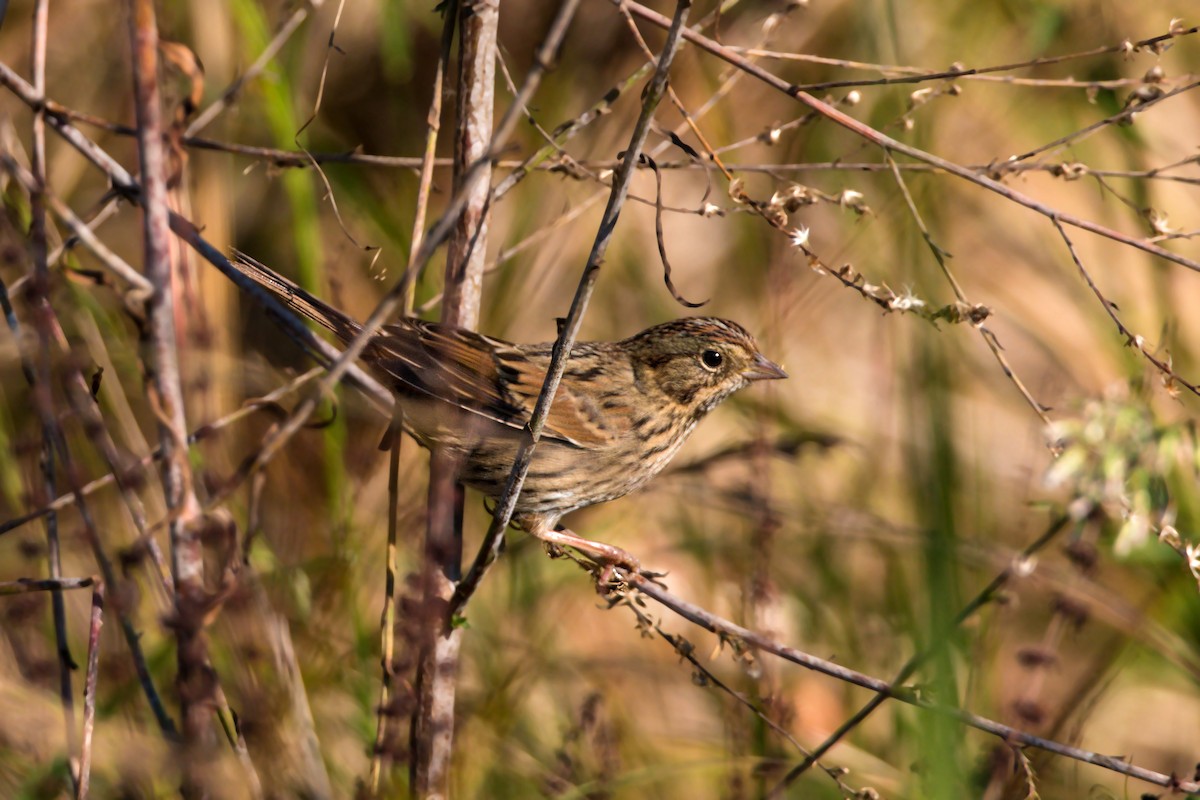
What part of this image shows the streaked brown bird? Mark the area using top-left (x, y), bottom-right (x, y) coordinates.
top-left (233, 253), bottom-right (786, 569)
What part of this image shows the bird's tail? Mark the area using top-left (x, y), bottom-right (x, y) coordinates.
top-left (230, 250), bottom-right (363, 344)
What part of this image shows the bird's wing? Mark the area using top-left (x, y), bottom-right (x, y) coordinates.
top-left (495, 342), bottom-right (618, 449)
top-left (368, 321), bottom-right (613, 448)
top-left (231, 250), bottom-right (364, 341)
top-left (230, 252), bottom-right (613, 448)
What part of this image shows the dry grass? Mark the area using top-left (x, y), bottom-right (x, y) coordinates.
top-left (2, 0), bottom-right (1200, 797)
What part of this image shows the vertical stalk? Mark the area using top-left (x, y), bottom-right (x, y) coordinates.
top-left (411, 1), bottom-right (499, 795)
top-left (441, 0), bottom-right (497, 327)
top-left (126, 0), bottom-right (209, 789)
top-left (372, 8), bottom-right (454, 792)
top-left (909, 333), bottom-right (964, 799)
top-left (368, 429), bottom-right (403, 793)
top-left (77, 581), bottom-right (104, 800)
top-left (27, 0), bottom-right (78, 786)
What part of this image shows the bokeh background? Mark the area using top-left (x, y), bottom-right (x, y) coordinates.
top-left (2, 0), bottom-right (1200, 797)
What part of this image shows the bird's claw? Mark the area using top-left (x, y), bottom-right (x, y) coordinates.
top-left (531, 526), bottom-right (664, 586)
top-left (635, 568), bottom-right (668, 584)
top-left (596, 560), bottom-right (666, 591)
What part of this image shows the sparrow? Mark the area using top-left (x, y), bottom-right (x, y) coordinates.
top-left (232, 253), bottom-right (786, 568)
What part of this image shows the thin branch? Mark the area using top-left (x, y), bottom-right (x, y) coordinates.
top-left (729, 23), bottom-right (1200, 92)
top-left (451, 0), bottom-right (693, 615)
top-left (653, 626), bottom-right (859, 797)
top-left (1052, 218), bottom-right (1200, 398)
top-left (0, 277), bottom-right (177, 738)
top-left (620, 1), bottom-right (1200, 277)
top-left (185, 5), bottom-right (311, 136)
top-left (51, 102), bottom-right (1200, 186)
top-left (27, 1), bottom-right (78, 787)
top-left (0, 576), bottom-right (96, 594)
top-left (47, 195), bottom-right (122, 267)
top-left (767, 514), bottom-right (1069, 795)
top-left (368, 428), bottom-right (403, 793)
top-left (0, 367), bottom-right (326, 539)
top-left (127, 0), bottom-right (210, 766)
top-left (212, 681), bottom-right (264, 799)
top-left (76, 581), bottom-right (104, 800)
top-left (1009, 78), bottom-right (1200, 165)
top-left (622, 564), bottom-right (1200, 795)
top-left (396, 0), bottom-right (454, 316)
top-left (883, 151), bottom-right (1052, 424)
top-left (37, 181), bottom-right (152, 293)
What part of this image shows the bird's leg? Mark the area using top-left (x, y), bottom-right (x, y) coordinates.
top-left (520, 518), bottom-right (642, 575)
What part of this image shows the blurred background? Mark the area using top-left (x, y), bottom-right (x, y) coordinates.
top-left (2, 0), bottom-right (1200, 797)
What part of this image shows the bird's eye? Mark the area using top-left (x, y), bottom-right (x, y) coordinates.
top-left (700, 349), bottom-right (723, 370)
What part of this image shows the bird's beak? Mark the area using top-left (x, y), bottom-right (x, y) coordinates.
top-left (743, 352), bottom-right (788, 381)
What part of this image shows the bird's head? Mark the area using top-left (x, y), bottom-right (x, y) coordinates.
top-left (625, 317), bottom-right (787, 417)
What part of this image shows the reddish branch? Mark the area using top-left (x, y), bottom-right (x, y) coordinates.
top-left (411, 0), bottom-right (495, 790)
top-left (126, 0), bottom-right (210, 784)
